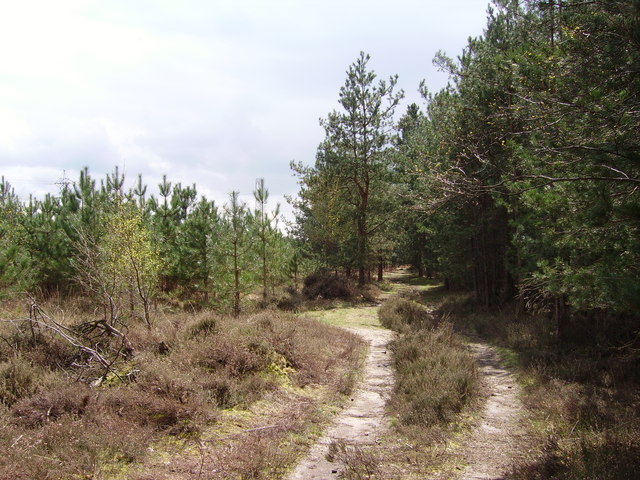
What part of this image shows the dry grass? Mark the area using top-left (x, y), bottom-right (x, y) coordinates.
top-left (0, 298), bottom-right (365, 479)
top-left (327, 440), bottom-right (381, 480)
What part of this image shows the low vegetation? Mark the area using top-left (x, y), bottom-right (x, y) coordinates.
top-left (318, 285), bottom-right (480, 480)
top-left (301, 271), bottom-right (355, 301)
top-left (0, 301), bottom-right (364, 479)
top-left (378, 295), bottom-right (479, 463)
top-left (378, 298), bottom-right (478, 435)
top-left (377, 297), bottom-right (436, 333)
top-left (438, 296), bottom-right (640, 480)
top-left (388, 323), bottom-right (477, 429)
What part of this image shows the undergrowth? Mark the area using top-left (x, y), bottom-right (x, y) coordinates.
top-left (378, 297), bottom-right (437, 333)
top-left (0, 303), bottom-right (363, 479)
top-left (273, 271), bottom-right (382, 313)
top-left (378, 297), bottom-right (479, 437)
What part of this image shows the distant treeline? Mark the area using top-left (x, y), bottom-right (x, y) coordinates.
top-left (0, 168), bottom-right (301, 319)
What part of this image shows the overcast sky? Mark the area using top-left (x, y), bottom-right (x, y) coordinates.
top-left (0, 0), bottom-right (490, 220)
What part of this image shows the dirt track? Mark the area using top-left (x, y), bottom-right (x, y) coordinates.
top-left (287, 276), bottom-right (528, 480)
top-left (449, 342), bottom-right (528, 480)
top-left (286, 324), bottom-right (395, 479)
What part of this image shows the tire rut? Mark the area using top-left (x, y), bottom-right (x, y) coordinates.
top-left (447, 342), bottom-right (528, 480)
top-left (286, 325), bottom-right (395, 480)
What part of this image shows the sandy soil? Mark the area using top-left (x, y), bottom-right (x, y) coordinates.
top-left (286, 325), bottom-right (395, 480)
top-left (443, 341), bottom-right (528, 480)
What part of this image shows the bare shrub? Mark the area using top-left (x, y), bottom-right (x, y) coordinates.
top-left (217, 428), bottom-right (296, 479)
top-left (326, 441), bottom-right (380, 480)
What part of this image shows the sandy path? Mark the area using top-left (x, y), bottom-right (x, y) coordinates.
top-left (449, 341), bottom-right (527, 480)
top-left (288, 276), bottom-right (528, 480)
top-left (287, 324), bottom-right (394, 480)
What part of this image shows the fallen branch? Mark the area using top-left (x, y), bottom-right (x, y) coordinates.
top-left (23, 294), bottom-right (128, 384)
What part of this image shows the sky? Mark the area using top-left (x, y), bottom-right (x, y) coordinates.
top-left (0, 0), bottom-right (490, 222)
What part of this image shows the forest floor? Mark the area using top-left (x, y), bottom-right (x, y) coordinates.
top-left (287, 273), bottom-right (531, 479)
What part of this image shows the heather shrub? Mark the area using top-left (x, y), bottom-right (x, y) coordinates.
top-left (0, 356), bottom-right (41, 407)
top-left (0, 412), bottom-right (151, 480)
top-left (12, 383), bottom-right (92, 427)
top-left (390, 323), bottom-right (478, 427)
top-left (0, 303), bottom-right (365, 478)
top-left (23, 335), bottom-right (78, 370)
top-left (101, 388), bottom-right (200, 434)
top-left (134, 357), bottom-right (198, 404)
top-left (302, 271), bottom-right (355, 300)
top-left (275, 291), bottom-right (304, 311)
top-left (193, 334), bottom-right (269, 377)
top-left (188, 314), bottom-right (218, 338)
top-left (200, 372), bottom-right (235, 407)
top-left (378, 298), bottom-right (436, 333)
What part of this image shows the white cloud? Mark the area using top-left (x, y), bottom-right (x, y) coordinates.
top-left (0, 111), bottom-right (32, 151)
top-left (0, 0), bottom-right (490, 221)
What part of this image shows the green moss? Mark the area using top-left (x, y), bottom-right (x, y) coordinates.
top-left (102, 362), bottom-right (137, 387)
top-left (494, 346), bottom-right (521, 371)
top-left (263, 352), bottom-right (295, 387)
top-left (95, 449), bottom-right (136, 479)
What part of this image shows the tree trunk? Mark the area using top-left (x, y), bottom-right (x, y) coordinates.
top-left (555, 295), bottom-right (570, 344)
top-left (357, 229), bottom-right (367, 286)
top-left (233, 241), bottom-right (240, 317)
top-left (262, 239), bottom-right (267, 300)
top-left (417, 255), bottom-right (424, 277)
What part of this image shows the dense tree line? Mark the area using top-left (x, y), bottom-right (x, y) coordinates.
top-left (293, 0), bottom-right (639, 336)
top-left (2, 0), bottom-right (637, 336)
top-left (0, 169), bottom-right (293, 320)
